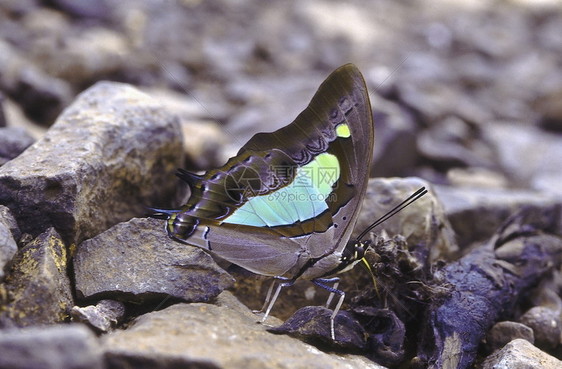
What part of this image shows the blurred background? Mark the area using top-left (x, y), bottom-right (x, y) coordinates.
top-left (1, 0), bottom-right (561, 194)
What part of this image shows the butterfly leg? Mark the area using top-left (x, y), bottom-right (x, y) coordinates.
top-left (253, 279), bottom-right (277, 314)
top-left (258, 276), bottom-right (295, 324)
top-left (313, 277), bottom-right (344, 340)
top-left (324, 280), bottom-right (340, 309)
top-left (254, 276), bottom-right (290, 313)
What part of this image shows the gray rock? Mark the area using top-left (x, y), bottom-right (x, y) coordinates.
top-left (30, 27), bottom-right (129, 86)
top-left (1, 97), bottom-right (47, 141)
top-left (0, 205), bottom-right (20, 242)
top-left (0, 208), bottom-right (18, 280)
top-left (418, 116), bottom-right (495, 168)
top-left (225, 74), bottom-right (323, 158)
top-left (482, 122), bottom-right (562, 194)
top-left (0, 324), bottom-right (104, 369)
top-left (0, 228), bottom-right (73, 328)
top-left (481, 339), bottom-right (562, 369)
top-left (518, 306), bottom-right (562, 350)
top-left (71, 299), bottom-right (125, 333)
top-left (0, 126), bottom-right (35, 163)
top-left (453, 10), bottom-right (529, 60)
top-left (433, 185), bottom-right (560, 249)
top-left (446, 167), bottom-right (508, 189)
top-left (527, 277), bottom-right (562, 313)
top-left (486, 321), bottom-right (535, 352)
top-left (180, 120), bottom-right (228, 170)
top-left (0, 81), bottom-right (183, 245)
top-left (393, 54), bottom-right (460, 123)
top-left (146, 87), bottom-right (228, 170)
top-left (0, 39), bottom-right (72, 125)
top-left (370, 97), bottom-right (418, 177)
top-left (103, 291), bottom-right (386, 369)
top-left (355, 177), bottom-right (457, 261)
top-left (74, 217), bottom-right (234, 303)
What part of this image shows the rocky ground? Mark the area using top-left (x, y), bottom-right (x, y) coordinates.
top-left (1, 1), bottom-right (562, 368)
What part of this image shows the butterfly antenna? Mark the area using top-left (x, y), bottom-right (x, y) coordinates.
top-left (146, 207), bottom-right (179, 219)
top-left (356, 187), bottom-right (428, 298)
top-left (356, 187), bottom-right (428, 242)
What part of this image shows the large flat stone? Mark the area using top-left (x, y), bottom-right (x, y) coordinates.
top-left (103, 292), bottom-right (386, 369)
top-left (0, 81), bottom-right (183, 246)
top-left (74, 217), bottom-right (234, 303)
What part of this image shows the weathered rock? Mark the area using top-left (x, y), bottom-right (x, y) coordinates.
top-left (71, 299), bottom-right (125, 333)
top-left (434, 185), bottom-right (560, 249)
top-left (74, 217), bottom-right (234, 304)
top-left (1, 97), bottom-right (47, 140)
top-left (103, 291), bottom-right (386, 369)
top-left (419, 115), bottom-right (498, 170)
top-left (0, 205), bottom-right (20, 242)
top-left (0, 126), bottom-right (35, 164)
top-left (486, 321), bottom-right (535, 352)
top-left (0, 207), bottom-right (18, 280)
top-left (355, 177), bottom-right (457, 262)
top-left (446, 167), bottom-right (508, 189)
top-left (527, 275), bottom-right (562, 312)
top-left (370, 97), bottom-right (418, 177)
top-left (518, 306), bottom-right (562, 351)
top-left (0, 39), bottom-right (72, 125)
top-left (141, 88), bottom-right (229, 170)
top-left (393, 55), bottom-right (459, 123)
top-left (0, 81), bottom-right (183, 246)
top-left (30, 27), bottom-right (129, 85)
top-left (482, 122), bottom-right (562, 194)
top-left (0, 228), bottom-right (73, 328)
top-left (0, 324), bottom-right (104, 369)
top-left (481, 339), bottom-right (562, 369)
top-left (180, 120), bottom-right (228, 170)
top-left (225, 73), bottom-right (325, 158)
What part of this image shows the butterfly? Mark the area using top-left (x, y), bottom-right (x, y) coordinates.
top-left (152, 64), bottom-right (426, 340)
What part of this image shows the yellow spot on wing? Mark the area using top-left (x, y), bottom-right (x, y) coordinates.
top-left (336, 123), bottom-right (351, 138)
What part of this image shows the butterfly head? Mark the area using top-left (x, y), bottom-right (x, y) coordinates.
top-left (337, 239), bottom-right (371, 274)
top-left (337, 238), bottom-right (379, 293)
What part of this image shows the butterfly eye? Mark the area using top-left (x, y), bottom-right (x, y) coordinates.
top-left (353, 242), bottom-right (366, 260)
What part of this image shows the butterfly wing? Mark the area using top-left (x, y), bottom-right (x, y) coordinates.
top-left (166, 64), bottom-right (374, 279)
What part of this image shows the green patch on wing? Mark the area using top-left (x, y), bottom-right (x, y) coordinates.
top-left (223, 153), bottom-right (340, 227)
